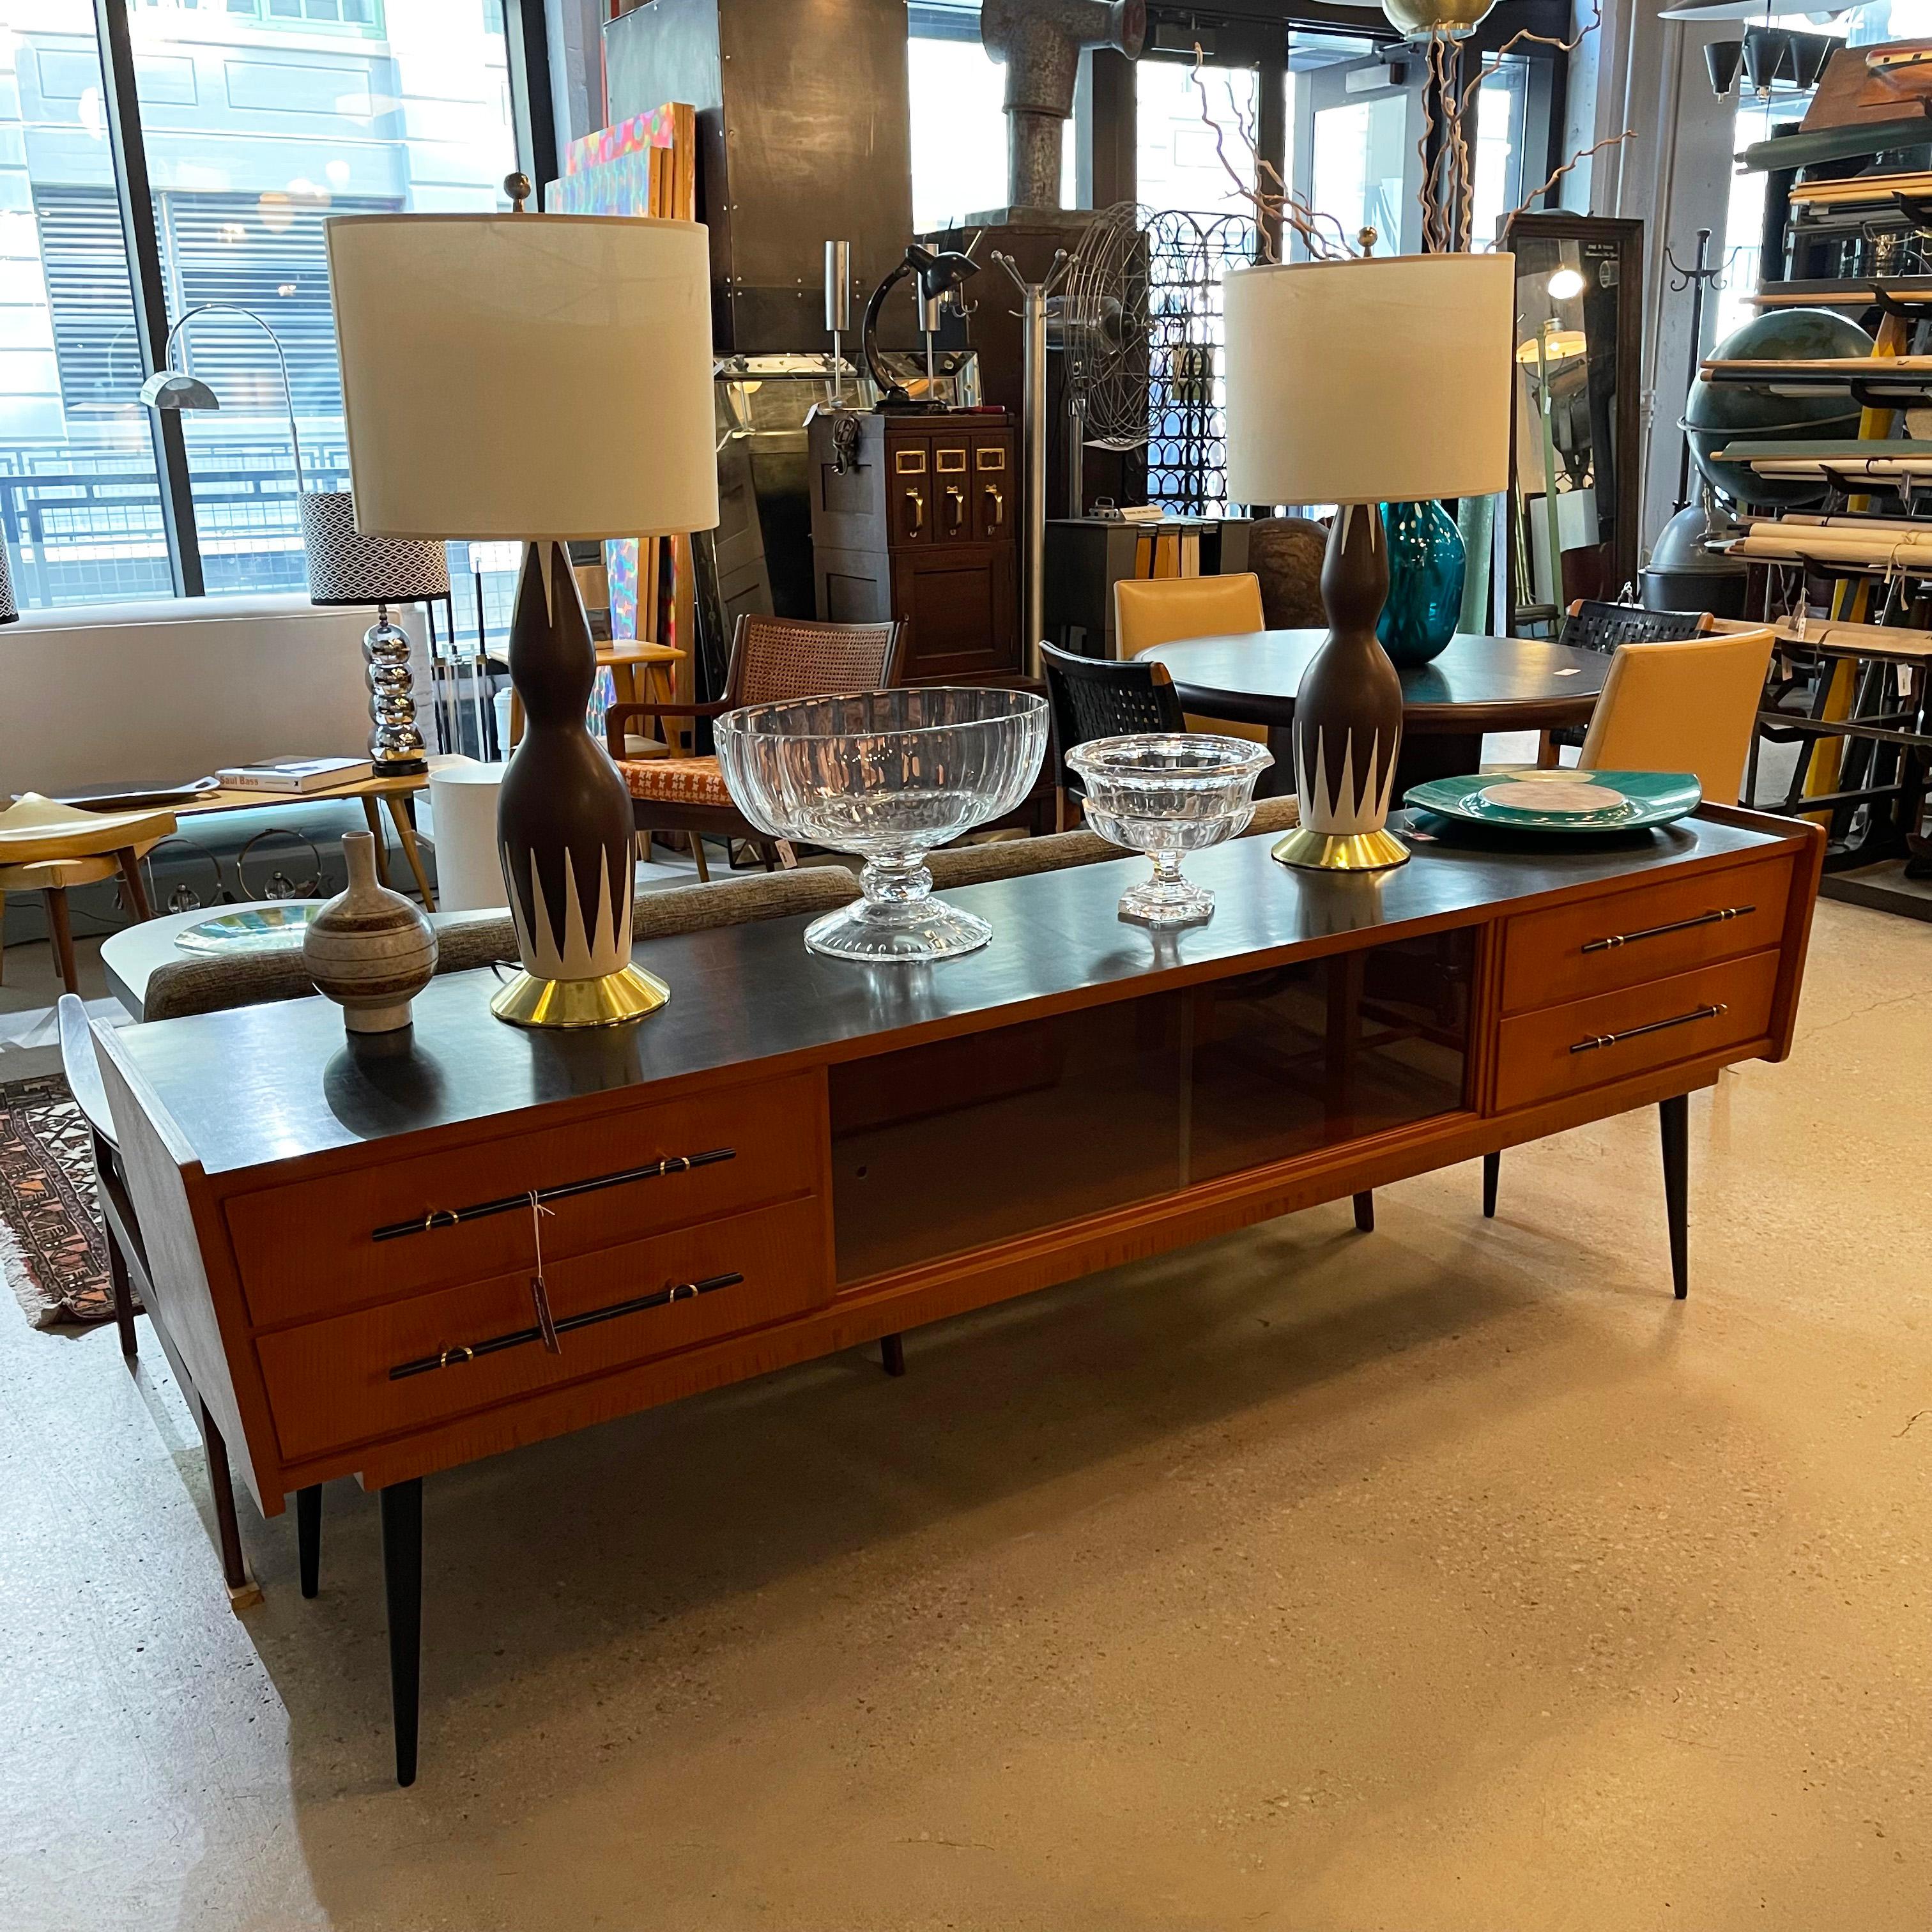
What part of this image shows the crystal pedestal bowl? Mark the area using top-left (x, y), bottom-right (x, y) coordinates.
top-left (715, 686), bottom-right (1048, 961)
top-left (1066, 733), bottom-right (1274, 926)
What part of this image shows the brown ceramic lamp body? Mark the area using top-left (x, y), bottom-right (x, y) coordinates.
top-left (1271, 503), bottom-right (1410, 871)
top-left (491, 542), bottom-right (666, 1027)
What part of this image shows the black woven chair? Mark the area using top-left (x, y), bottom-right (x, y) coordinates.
top-left (1544, 599), bottom-right (1710, 758)
top-left (1039, 641), bottom-right (1187, 800)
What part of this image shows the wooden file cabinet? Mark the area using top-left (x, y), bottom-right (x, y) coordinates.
top-left (809, 408), bottom-right (1020, 684)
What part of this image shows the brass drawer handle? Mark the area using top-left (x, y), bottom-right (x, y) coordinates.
top-left (903, 487), bottom-right (924, 535)
top-left (1581, 905), bottom-right (1755, 954)
top-left (1570, 1003), bottom-right (1727, 1055)
top-left (388, 1271), bottom-right (745, 1380)
top-left (946, 484), bottom-right (966, 532)
top-left (373, 1147), bottom-right (735, 1242)
top-left (984, 482), bottom-right (1004, 527)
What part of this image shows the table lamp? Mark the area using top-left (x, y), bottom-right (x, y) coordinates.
top-left (326, 182), bottom-right (718, 1027)
top-left (1224, 252), bottom-right (1513, 871)
top-left (300, 493), bottom-right (450, 776)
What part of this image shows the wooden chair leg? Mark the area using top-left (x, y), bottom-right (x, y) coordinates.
top-left (106, 1230), bottom-right (138, 1359)
top-left (1482, 1151), bottom-right (1499, 1219)
top-left (1352, 1191), bottom-right (1374, 1233)
top-left (43, 887), bottom-right (79, 994)
top-left (112, 847), bottom-right (153, 921)
top-left (689, 835), bottom-right (710, 884)
top-left (880, 1333), bottom-right (906, 1377)
top-left (1535, 732), bottom-right (1561, 769)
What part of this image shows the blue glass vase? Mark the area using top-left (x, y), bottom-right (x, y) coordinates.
top-left (1377, 500), bottom-right (1466, 668)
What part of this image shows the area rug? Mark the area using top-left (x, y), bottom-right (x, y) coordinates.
top-left (0, 1071), bottom-right (119, 1328)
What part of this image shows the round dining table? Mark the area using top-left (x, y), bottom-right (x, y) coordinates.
top-left (1139, 629), bottom-right (1609, 795)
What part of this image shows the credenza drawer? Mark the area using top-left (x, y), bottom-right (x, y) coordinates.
top-left (226, 1071), bottom-right (821, 1329)
top-left (1501, 854), bottom-right (1794, 1015)
top-left (1492, 949), bottom-right (1781, 1113)
top-left (257, 1195), bottom-right (829, 1462)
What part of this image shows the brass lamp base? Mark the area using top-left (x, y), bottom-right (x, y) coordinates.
top-left (1271, 826), bottom-right (1411, 872)
top-left (489, 962), bottom-right (670, 1029)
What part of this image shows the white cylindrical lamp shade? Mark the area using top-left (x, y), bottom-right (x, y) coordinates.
top-left (1224, 252), bottom-right (1515, 507)
top-left (325, 213), bottom-right (719, 540)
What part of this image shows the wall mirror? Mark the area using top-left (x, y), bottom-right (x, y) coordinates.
top-left (1503, 213), bottom-right (1644, 629)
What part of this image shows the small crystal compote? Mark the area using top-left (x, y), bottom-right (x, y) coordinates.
top-left (715, 686), bottom-right (1048, 961)
top-left (1066, 733), bottom-right (1275, 926)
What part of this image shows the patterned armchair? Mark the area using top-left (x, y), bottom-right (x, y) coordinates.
top-left (606, 613), bottom-right (905, 878)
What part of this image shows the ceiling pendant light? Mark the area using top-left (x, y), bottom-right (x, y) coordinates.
top-left (1705, 38), bottom-right (1745, 93)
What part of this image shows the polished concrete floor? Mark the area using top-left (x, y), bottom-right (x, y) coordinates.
top-left (5, 897), bottom-right (1931, 1931)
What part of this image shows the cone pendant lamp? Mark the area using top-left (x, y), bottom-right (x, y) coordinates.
top-left (1223, 253), bottom-right (1514, 869)
top-left (326, 183), bottom-right (719, 1025)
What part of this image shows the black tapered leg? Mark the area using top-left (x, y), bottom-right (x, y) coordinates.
top-left (1352, 1191), bottom-right (1374, 1233)
top-left (296, 1485), bottom-right (321, 1599)
top-left (1659, 1094), bottom-right (1689, 1300)
top-left (1482, 1152), bottom-right (1500, 1220)
top-left (105, 1230), bottom-right (138, 1359)
top-left (201, 1408), bottom-right (250, 1595)
top-left (880, 1332), bottom-right (906, 1377)
top-left (381, 1478), bottom-right (423, 1788)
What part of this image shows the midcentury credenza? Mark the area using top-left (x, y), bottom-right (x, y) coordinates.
top-left (98, 805), bottom-right (1823, 1785)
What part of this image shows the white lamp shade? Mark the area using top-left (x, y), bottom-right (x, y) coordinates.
top-left (326, 213), bottom-right (720, 541)
top-left (1224, 252), bottom-right (1515, 506)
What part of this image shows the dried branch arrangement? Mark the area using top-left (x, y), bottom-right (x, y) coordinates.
top-left (1190, 3), bottom-right (1635, 261)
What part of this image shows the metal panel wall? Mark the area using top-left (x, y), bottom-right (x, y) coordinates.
top-left (604, 0), bottom-right (916, 352)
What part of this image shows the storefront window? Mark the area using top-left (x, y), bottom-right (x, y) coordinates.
top-left (1, 0), bottom-right (531, 612)
top-left (2, 4), bottom-right (172, 607)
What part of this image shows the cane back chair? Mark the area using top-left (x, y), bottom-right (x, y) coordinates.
top-left (607, 613), bottom-right (905, 878)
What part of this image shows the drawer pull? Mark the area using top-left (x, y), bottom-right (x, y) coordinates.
top-left (372, 1147), bottom-right (735, 1242)
top-left (1570, 1002), bottom-right (1727, 1055)
top-left (388, 1271), bottom-right (745, 1380)
top-left (1580, 905), bottom-right (1755, 954)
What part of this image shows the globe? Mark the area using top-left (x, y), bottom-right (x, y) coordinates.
top-left (1684, 307), bottom-right (1874, 510)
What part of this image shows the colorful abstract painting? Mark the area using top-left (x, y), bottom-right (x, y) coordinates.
top-left (550, 112), bottom-right (673, 643)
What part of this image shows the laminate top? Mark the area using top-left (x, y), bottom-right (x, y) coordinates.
top-left (111, 811), bottom-right (1794, 1180)
top-left (1139, 631), bottom-right (1608, 733)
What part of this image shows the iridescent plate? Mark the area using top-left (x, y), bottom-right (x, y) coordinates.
top-left (174, 902), bottom-right (324, 954)
top-left (1404, 769), bottom-right (1703, 832)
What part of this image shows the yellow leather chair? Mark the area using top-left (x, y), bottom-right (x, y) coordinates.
top-left (1112, 572), bottom-right (1268, 742)
top-left (1578, 626), bottom-right (1776, 804)
top-left (0, 795), bottom-right (172, 993)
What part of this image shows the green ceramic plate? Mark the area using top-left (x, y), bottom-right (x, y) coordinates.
top-left (174, 901), bottom-right (324, 955)
top-left (1404, 769), bottom-right (1703, 832)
